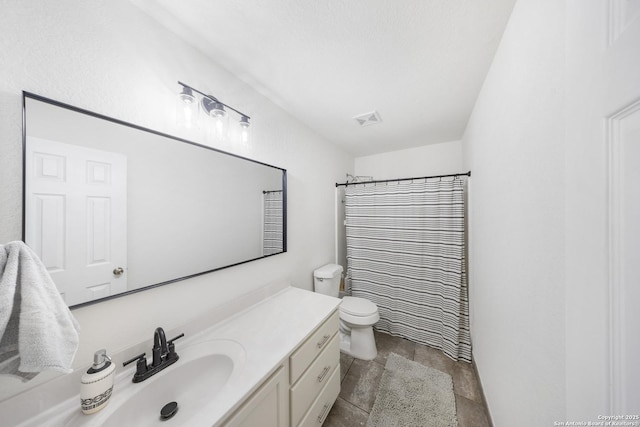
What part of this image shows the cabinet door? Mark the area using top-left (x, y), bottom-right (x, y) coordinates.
top-left (223, 366), bottom-right (288, 427)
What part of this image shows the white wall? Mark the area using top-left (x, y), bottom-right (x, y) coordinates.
top-left (461, 0), bottom-right (566, 425)
top-left (0, 0), bottom-right (352, 400)
top-left (354, 140), bottom-right (463, 180)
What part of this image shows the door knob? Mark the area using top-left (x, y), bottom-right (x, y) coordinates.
top-left (113, 267), bottom-right (124, 277)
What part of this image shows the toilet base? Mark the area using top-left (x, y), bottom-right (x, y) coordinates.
top-left (339, 326), bottom-right (377, 360)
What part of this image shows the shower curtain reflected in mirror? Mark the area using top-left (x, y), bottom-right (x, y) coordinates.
top-left (263, 190), bottom-right (283, 255)
top-left (345, 177), bottom-right (471, 362)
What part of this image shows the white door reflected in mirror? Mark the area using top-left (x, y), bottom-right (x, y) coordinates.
top-left (25, 137), bottom-right (127, 306)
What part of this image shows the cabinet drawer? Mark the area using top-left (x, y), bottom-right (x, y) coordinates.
top-left (290, 334), bottom-right (339, 426)
top-left (290, 310), bottom-right (339, 384)
top-left (297, 366), bottom-right (340, 427)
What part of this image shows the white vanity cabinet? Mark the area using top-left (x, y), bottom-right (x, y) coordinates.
top-left (2, 286), bottom-right (343, 427)
top-left (222, 309), bottom-right (340, 427)
top-left (223, 365), bottom-right (289, 427)
top-left (289, 310), bottom-right (340, 427)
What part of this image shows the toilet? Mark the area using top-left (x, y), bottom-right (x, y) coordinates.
top-left (313, 264), bottom-right (379, 360)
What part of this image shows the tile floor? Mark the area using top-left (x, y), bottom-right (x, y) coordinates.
top-left (323, 330), bottom-right (492, 427)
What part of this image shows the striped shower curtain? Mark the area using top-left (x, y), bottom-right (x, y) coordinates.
top-left (263, 190), bottom-right (283, 255)
top-left (345, 177), bottom-right (471, 362)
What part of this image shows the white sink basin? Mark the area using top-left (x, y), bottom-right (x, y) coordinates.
top-left (66, 339), bottom-right (245, 427)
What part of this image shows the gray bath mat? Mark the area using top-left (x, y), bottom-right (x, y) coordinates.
top-left (367, 352), bottom-right (458, 427)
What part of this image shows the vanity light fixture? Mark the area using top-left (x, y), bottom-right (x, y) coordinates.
top-left (176, 86), bottom-right (198, 130)
top-left (177, 81), bottom-right (251, 144)
top-left (201, 96), bottom-right (228, 141)
top-left (239, 115), bottom-right (250, 145)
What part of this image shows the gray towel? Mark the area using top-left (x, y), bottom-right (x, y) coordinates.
top-left (0, 241), bottom-right (80, 381)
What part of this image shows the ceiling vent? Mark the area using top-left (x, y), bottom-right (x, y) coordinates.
top-left (353, 111), bottom-right (382, 127)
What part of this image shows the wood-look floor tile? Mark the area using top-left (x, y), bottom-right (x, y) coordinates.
top-left (327, 336), bottom-right (492, 427)
top-left (323, 397), bottom-right (368, 427)
top-left (340, 352), bottom-right (355, 383)
top-left (456, 394), bottom-right (491, 427)
top-left (452, 362), bottom-right (483, 403)
top-left (373, 330), bottom-right (415, 365)
top-left (413, 343), bottom-right (458, 375)
top-left (338, 358), bottom-right (385, 413)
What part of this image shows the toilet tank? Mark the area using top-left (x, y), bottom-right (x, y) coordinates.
top-left (313, 264), bottom-right (343, 297)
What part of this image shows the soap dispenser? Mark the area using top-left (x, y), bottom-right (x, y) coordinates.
top-left (80, 349), bottom-right (115, 414)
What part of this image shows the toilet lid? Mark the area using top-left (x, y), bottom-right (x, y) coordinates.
top-left (340, 296), bottom-right (378, 317)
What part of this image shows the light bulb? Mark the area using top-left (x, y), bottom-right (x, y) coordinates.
top-left (202, 98), bottom-right (228, 142)
top-left (176, 87), bottom-right (198, 130)
top-left (211, 103), bottom-right (227, 141)
top-left (214, 116), bottom-right (226, 140)
top-left (239, 116), bottom-right (250, 145)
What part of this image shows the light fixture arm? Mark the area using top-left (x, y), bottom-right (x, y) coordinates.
top-left (178, 81), bottom-right (250, 120)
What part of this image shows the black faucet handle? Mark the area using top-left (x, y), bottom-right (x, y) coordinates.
top-left (123, 352), bottom-right (148, 377)
top-left (167, 333), bottom-right (185, 345)
top-left (166, 333), bottom-right (185, 361)
top-left (123, 352), bottom-right (146, 367)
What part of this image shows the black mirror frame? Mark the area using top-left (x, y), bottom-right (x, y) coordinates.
top-left (21, 91), bottom-right (287, 309)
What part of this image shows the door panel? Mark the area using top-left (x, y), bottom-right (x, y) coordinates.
top-left (609, 101), bottom-right (640, 413)
top-left (606, 0), bottom-right (640, 414)
top-left (25, 137), bottom-right (127, 306)
top-left (31, 194), bottom-right (66, 271)
top-left (566, 0), bottom-right (640, 416)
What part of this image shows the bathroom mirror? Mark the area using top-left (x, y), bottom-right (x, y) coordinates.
top-left (22, 92), bottom-right (287, 308)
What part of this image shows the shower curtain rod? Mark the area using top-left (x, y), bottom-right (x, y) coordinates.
top-left (335, 171), bottom-right (471, 187)
top-left (262, 189), bottom-right (283, 194)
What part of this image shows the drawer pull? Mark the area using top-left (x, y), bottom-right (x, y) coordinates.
top-left (316, 334), bottom-right (331, 349)
top-left (317, 402), bottom-right (331, 424)
top-left (317, 365), bottom-right (331, 383)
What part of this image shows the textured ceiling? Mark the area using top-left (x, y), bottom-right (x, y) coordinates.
top-left (131, 0), bottom-right (516, 156)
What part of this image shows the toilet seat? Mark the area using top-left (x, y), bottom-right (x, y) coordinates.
top-left (340, 296), bottom-right (377, 316)
top-left (339, 297), bottom-right (380, 326)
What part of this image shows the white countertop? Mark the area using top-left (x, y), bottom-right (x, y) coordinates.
top-left (10, 285), bottom-right (340, 427)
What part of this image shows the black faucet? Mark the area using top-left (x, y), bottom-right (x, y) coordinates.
top-left (152, 327), bottom-right (168, 367)
top-left (123, 327), bottom-right (184, 383)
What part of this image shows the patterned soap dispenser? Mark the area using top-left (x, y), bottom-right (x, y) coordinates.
top-left (80, 349), bottom-right (115, 414)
